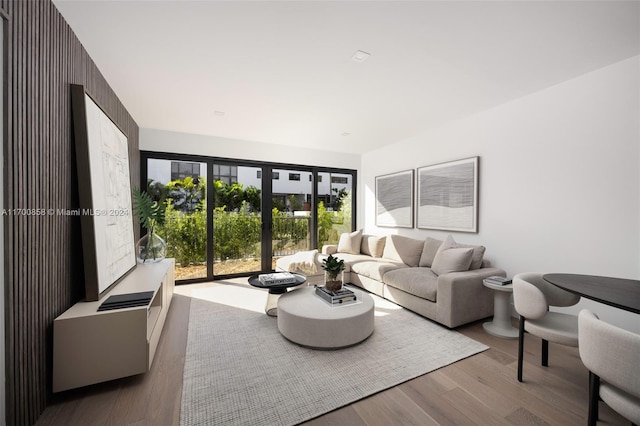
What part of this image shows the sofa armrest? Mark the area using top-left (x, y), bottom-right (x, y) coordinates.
top-left (322, 245), bottom-right (338, 255)
top-left (436, 267), bottom-right (507, 328)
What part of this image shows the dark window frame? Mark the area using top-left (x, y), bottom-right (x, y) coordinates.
top-left (141, 151), bottom-right (357, 285)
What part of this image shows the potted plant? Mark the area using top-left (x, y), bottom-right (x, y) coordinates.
top-left (133, 188), bottom-right (167, 263)
top-left (321, 254), bottom-right (345, 292)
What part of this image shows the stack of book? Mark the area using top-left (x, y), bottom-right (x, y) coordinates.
top-left (258, 272), bottom-right (297, 285)
top-left (484, 276), bottom-right (512, 286)
top-left (315, 286), bottom-right (357, 305)
top-left (98, 291), bottom-right (154, 311)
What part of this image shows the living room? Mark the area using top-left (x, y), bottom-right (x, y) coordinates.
top-left (1, 1), bottom-right (639, 425)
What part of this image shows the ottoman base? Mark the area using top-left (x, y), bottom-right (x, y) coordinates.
top-left (277, 287), bottom-right (375, 350)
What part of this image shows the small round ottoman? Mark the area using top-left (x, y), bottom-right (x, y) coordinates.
top-left (277, 286), bottom-right (375, 349)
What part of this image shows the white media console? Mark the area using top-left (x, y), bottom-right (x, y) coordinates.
top-left (53, 258), bottom-right (175, 392)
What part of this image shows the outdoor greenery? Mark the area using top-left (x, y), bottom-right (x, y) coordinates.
top-left (212, 202), bottom-right (261, 261)
top-left (162, 202), bottom-right (207, 267)
top-left (213, 180), bottom-right (261, 212)
top-left (148, 177), bottom-right (351, 268)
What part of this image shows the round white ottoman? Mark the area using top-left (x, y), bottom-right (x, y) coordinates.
top-left (277, 286), bottom-right (375, 349)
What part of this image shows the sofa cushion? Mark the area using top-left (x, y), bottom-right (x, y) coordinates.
top-left (456, 242), bottom-right (486, 270)
top-left (361, 235), bottom-right (386, 258)
top-left (383, 268), bottom-right (439, 302)
top-left (330, 253), bottom-right (369, 267)
top-left (431, 235), bottom-right (473, 275)
top-left (350, 260), bottom-right (407, 281)
top-left (382, 235), bottom-right (424, 267)
top-left (419, 237), bottom-right (443, 267)
top-left (337, 230), bottom-right (363, 254)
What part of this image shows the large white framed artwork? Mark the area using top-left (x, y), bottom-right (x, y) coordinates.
top-left (375, 170), bottom-right (414, 228)
top-left (417, 157), bottom-right (478, 233)
top-left (71, 85), bottom-right (136, 301)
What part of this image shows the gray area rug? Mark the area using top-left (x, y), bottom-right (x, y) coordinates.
top-left (180, 285), bottom-right (487, 426)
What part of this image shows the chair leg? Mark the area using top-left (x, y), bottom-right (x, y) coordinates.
top-left (518, 316), bottom-right (525, 382)
top-left (541, 339), bottom-right (549, 367)
top-left (588, 371), bottom-right (600, 426)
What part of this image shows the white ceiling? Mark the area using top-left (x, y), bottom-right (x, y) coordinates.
top-left (53, 1), bottom-right (640, 154)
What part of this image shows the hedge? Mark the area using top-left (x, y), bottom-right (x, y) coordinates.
top-left (152, 178), bottom-right (351, 267)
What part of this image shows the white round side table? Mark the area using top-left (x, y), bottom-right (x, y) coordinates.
top-left (482, 279), bottom-right (519, 339)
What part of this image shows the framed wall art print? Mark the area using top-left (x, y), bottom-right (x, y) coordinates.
top-left (375, 169), bottom-right (414, 228)
top-left (417, 157), bottom-right (478, 233)
top-left (71, 84), bottom-right (137, 301)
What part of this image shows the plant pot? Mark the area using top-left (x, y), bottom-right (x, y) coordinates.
top-left (136, 232), bottom-right (167, 263)
top-left (324, 271), bottom-right (344, 293)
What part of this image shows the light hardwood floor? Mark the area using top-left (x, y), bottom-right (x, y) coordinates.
top-left (37, 287), bottom-right (629, 426)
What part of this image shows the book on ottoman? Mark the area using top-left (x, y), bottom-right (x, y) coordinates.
top-left (315, 286), bottom-right (357, 305)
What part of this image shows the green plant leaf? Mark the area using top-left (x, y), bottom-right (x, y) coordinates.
top-left (133, 188), bottom-right (167, 232)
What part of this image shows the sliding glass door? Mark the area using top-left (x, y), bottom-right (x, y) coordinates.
top-left (317, 172), bottom-right (353, 248)
top-left (212, 162), bottom-right (263, 275)
top-left (145, 158), bottom-right (208, 281)
top-left (271, 168), bottom-right (314, 268)
top-left (142, 152), bottom-right (356, 283)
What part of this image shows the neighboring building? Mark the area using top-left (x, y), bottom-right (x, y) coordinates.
top-left (147, 159), bottom-right (207, 184)
top-left (147, 159), bottom-right (350, 211)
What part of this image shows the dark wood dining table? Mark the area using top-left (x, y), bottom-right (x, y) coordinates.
top-left (543, 274), bottom-right (640, 314)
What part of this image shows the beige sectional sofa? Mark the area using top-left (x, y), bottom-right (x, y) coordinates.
top-left (276, 231), bottom-right (506, 328)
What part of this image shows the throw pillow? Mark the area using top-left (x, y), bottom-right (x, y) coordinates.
top-left (431, 247), bottom-right (474, 275)
top-left (419, 237), bottom-right (443, 267)
top-left (361, 235), bottom-right (386, 258)
top-left (337, 230), bottom-right (363, 255)
top-left (457, 243), bottom-right (486, 270)
top-left (431, 235), bottom-right (474, 275)
top-left (382, 234), bottom-right (424, 267)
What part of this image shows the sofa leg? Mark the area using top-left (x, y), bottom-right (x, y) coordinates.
top-left (518, 316), bottom-right (525, 382)
top-left (541, 339), bottom-right (549, 367)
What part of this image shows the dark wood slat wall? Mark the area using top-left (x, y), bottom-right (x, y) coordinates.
top-left (0, 1), bottom-right (140, 424)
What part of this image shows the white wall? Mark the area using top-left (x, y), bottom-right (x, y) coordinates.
top-left (362, 56), bottom-right (640, 332)
top-left (140, 128), bottom-right (361, 172)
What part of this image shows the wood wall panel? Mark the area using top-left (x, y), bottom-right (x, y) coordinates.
top-left (0, 1), bottom-right (140, 424)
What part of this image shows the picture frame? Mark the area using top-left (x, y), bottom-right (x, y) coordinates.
top-left (417, 157), bottom-right (479, 233)
top-left (375, 169), bottom-right (414, 228)
top-left (71, 84), bottom-right (137, 301)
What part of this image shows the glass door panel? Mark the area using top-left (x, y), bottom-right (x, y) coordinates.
top-left (146, 158), bottom-right (208, 280)
top-left (212, 163), bottom-right (262, 275)
top-left (271, 168), bottom-right (313, 267)
top-left (317, 172), bottom-right (353, 248)
top-left (143, 152), bottom-right (356, 281)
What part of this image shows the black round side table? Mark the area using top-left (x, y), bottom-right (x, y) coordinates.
top-left (248, 273), bottom-right (307, 316)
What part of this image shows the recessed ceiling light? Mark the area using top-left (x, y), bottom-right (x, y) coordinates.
top-left (214, 111), bottom-right (225, 117)
top-left (351, 50), bottom-right (370, 63)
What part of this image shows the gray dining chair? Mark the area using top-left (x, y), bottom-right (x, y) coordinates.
top-left (578, 309), bottom-right (640, 426)
top-left (512, 272), bottom-right (580, 382)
